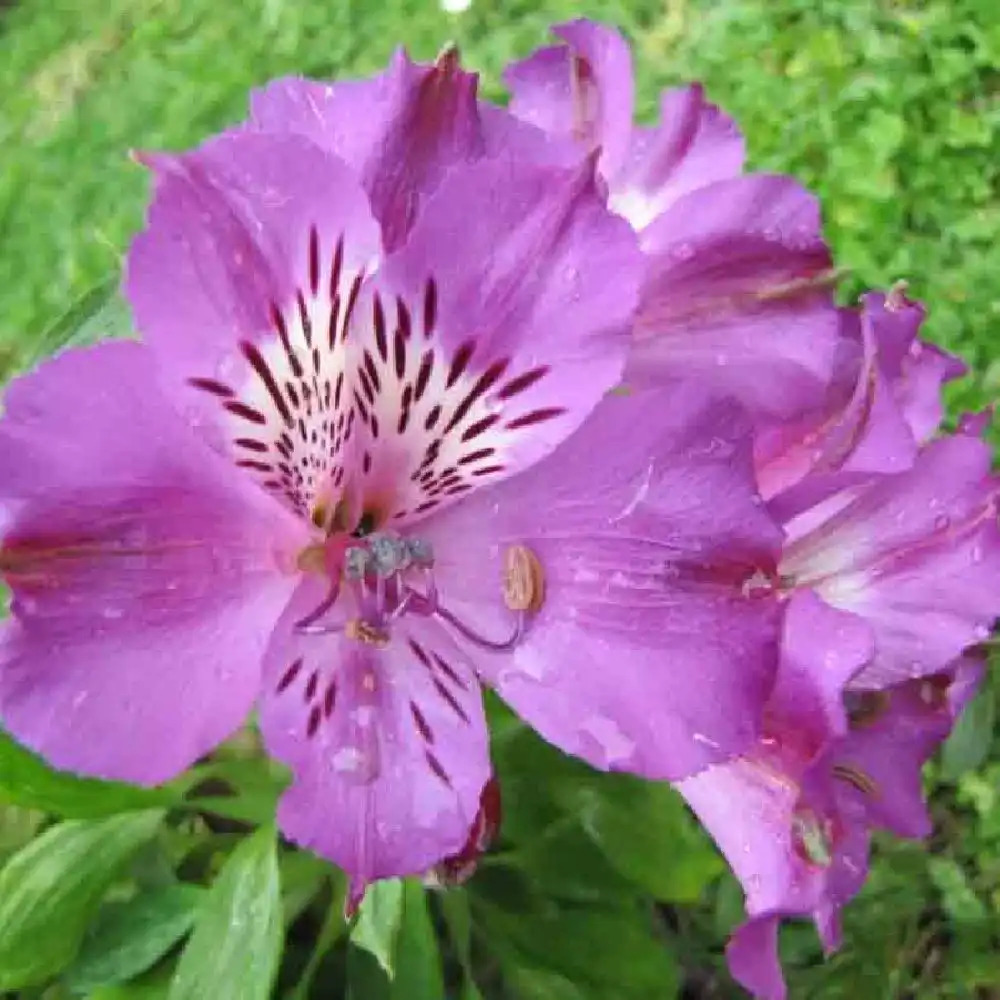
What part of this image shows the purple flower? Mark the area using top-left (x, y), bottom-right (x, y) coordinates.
top-left (777, 428), bottom-right (1000, 689)
top-left (755, 286), bottom-right (966, 499)
top-left (679, 592), bottom-right (983, 1000)
top-left (503, 19), bottom-right (842, 422)
top-left (0, 47), bottom-right (782, 901)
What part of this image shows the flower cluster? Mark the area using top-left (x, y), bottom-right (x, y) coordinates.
top-left (0, 19), bottom-right (996, 997)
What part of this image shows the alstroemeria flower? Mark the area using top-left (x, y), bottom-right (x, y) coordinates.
top-left (679, 592), bottom-right (982, 1000)
top-left (756, 286), bottom-right (966, 500)
top-left (777, 428), bottom-right (1000, 688)
top-left (0, 50), bottom-right (783, 900)
top-left (503, 19), bottom-right (841, 422)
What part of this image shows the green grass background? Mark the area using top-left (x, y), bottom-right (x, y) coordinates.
top-left (1, 0), bottom-right (999, 996)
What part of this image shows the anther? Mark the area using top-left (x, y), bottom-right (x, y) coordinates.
top-left (791, 810), bottom-right (834, 868)
top-left (845, 690), bottom-right (891, 729)
top-left (831, 762), bottom-right (880, 798)
top-left (345, 619), bottom-right (390, 648)
top-left (503, 544), bottom-right (545, 613)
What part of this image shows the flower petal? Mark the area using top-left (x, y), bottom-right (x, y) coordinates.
top-left (861, 290), bottom-right (966, 444)
top-left (629, 175), bottom-right (838, 422)
top-left (259, 578), bottom-right (490, 894)
top-left (503, 19), bottom-right (635, 180)
top-left (679, 593), bottom-right (874, 999)
top-left (781, 435), bottom-right (1000, 687)
top-left (0, 342), bottom-right (306, 784)
top-left (126, 131), bottom-right (383, 519)
top-left (837, 658), bottom-right (984, 837)
top-left (348, 153), bottom-right (642, 526)
top-left (725, 916), bottom-right (786, 1000)
top-left (419, 384), bottom-right (783, 780)
top-left (610, 85), bottom-right (745, 230)
top-left (250, 47), bottom-right (484, 250)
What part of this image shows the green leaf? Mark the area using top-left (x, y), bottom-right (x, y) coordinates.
top-left (86, 963), bottom-right (174, 1000)
top-left (570, 773), bottom-right (724, 903)
top-left (167, 826), bottom-right (282, 1000)
top-left (350, 878), bottom-right (404, 978)
top-left (478, 898), bottom-right (679, 999)
top-left (0, 810), bottom-right (165, 990)
top-left (0, 730), bottom-right (177, 819)
top-left (25, 278), bottom-right (133, 368)
top-left (940, 683), bottom-right (995, 781)
top-left (928, 857), bottom-right (988, 923)
top-left (391, 881), bottom-right (444, 1000)
top-left (65, 884), bottom-right (204, 993)
top-left (346, 945), bottom-right (391, 1000)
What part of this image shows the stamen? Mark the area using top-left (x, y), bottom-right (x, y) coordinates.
top-left (831, 763), bottom-right (880, 798)
top-left (845, 690), bottom-right (891, 729)
top-left (791, 809), bottom-right (834, 868)
top-left (345, 619), bottom-right (390, 648)
top-left (293, 582), bottom-right (341, 632)
top-left (503, 544), bottom-right (545, 613)
top-left (433, 602), bottom-right (526, 653)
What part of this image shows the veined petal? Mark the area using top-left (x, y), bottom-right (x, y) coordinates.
top-left (781, 435), bottom-right (1000, 687)
top-left (503, 19), bottom-right (635, 181)
top-left (126, 130), bottom-right (382, 521)
top-left (0, 342), bottom-right (307, 784)
top-left (250, 47), bottom-right (484, 250)
top-left (127, 134), bottom-right (639, 530)
top-left (420, 384), bottom-right (783, 780)
top-left (837, 658), bottom-right (984, 838)
top-left (860, 289), bottom-right (966, 444)
top-left (629, 175), bottom-right (839, 422)
top-left (609, 85), bottom-right (745, 231)
top-left (342, 154), bottom-right (642, 527)
top-left (259, 577), bottom-right (489, 894)
top-left (679, 592), bottom-right (874, 999)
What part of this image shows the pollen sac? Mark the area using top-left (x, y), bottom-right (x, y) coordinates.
top-left (503, 544), bottom-right (545, 613)
top-left (831, 762), bottom-right (880, 799)
top-left (791, 808), bottom-right (834, 868)
top-left (345, 619), bottom-right (390, 648)
top-left (844, 690), bottom-right (891, 730)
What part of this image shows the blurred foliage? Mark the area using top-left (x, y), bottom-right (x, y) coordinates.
top-left (1, 0), bottom-right (999, 997)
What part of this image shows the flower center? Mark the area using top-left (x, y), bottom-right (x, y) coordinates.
top-left (295, 530), bottom-right (543, 654)
top-left (185, 227), bottom-right (563, 527)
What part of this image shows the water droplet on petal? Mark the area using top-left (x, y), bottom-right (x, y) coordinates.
top-left (933, 514), bottom-right (950, 531)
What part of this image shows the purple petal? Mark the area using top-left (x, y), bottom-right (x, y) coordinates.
top-left (353, 153), bottom-right (642, 525)
top-left (781, 435), bottom-right (1000, 687)
top-left (838, 659), bottom-right (984, 838)
top-left (610, 85), bottom-right (745, 231)
top-left (503, 19), bottom-right (635, 180)
top-left (629, 175), bottom-right (839, 422)
top-left (755, 306), bottom-right (917, 501)
top-left (679, 593), bottom-right (875, 997)
top-left (861, 290), bottom-right (966, 443)
top-left (419, 384), bottom-right (783, 780)
top-left (259, 578), bottom-right (490, 891)
top-left (0, 343), bottom-right (307, 784)
top-left (725, 916), bottom-right (786, 1000)
top-left (250, 48), bottom-right (484, 250)
top-left (126, 129), bottom-right (382, 510)
top-left (765, 592), bottom-right (874, 749)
